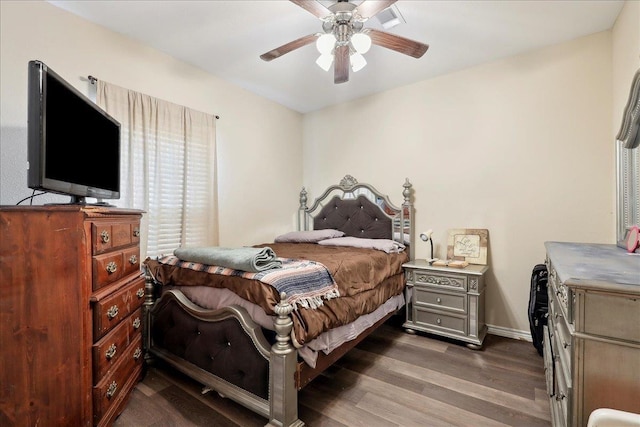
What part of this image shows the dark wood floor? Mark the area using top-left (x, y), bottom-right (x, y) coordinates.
top-left (114, 322), bottom-right (550, 427)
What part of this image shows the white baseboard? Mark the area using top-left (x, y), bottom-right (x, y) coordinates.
top-left (487, 324), bottom-right (532, 342)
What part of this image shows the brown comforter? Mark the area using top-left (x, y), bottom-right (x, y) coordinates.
top-left (144, 242), bottom-right (409, 345)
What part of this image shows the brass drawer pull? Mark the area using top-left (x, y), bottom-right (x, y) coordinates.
top-left (136, 288), bottom-right (144, 298)
top-left (436, 297), bottom-right (442, 304)
top-left (436, 318), bottom-right (442, 325)
top-left (133, 227), bottom-right (140, 237)
top-left (132, 317), bottom-right (141, 329)
top-left (100, 230), bottom-right (110, 244)
top-left (105, 344), bottom-right (117, 360)
top-left (106, 381), bottom-right (118, 399)
top-left (106, 262), bottom-right (117, 274)
top-left (133, 347), bottom-right (142, 360)
top-left (129, 255), bottom-right (138, 265)
top-left (106, 305), bottom-right (119, 319)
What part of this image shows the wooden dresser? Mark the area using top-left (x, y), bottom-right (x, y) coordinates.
top-left (0, 205), bottom-right (145, 426)
top-left (544, 242), bottom-right (640, 427)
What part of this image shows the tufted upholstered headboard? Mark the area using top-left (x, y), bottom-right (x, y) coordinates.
top-left (298, 175), bottom-right (414, 259)
top-left (313, 195), bottom-right (392, 240)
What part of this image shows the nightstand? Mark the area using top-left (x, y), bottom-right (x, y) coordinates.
top-left (403, 260), bottom-right (488, 349)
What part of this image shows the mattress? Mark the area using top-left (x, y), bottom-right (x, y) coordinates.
top-left (145, 242), bottom-right (409, 346)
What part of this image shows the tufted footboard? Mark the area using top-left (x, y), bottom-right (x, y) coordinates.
top-left (143, 273), bottom-right (304, 427)
top-left (150, 290), bottom-right (271, 399)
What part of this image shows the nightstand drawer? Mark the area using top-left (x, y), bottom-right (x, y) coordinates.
top-left (412, 271), bottom-right (468, 291)
top-left (414, 288), bottom-right (467, 314)
top-left (413, 307), bottom-right (467, 336)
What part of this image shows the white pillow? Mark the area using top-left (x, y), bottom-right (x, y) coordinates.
top-left (275, 229), bottom-right (345, 243)
top-left (317, 236), bottom-right (406, 253)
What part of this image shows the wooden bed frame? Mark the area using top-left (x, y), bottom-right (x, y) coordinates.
top-left (142, 175), bottom-right (414, 427)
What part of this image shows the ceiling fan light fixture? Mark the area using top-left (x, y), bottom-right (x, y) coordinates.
top-left (316, 53), bottom-right (334, 71)
top-left (350, 52), bottom-right (367, 72)
top-left (351, 32), bottom-right (371, 54)
top-left (259, 1), bottom-right (429, 84)
top-left (316, 33), bottom-right (337, 54)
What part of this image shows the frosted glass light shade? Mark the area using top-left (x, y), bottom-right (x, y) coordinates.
top-left (316, 34), bottom-right (337, 54)
top-left (351, 33), bottom-right (372, 54)
top-left (350, 52), bottom-right (367, 72)
top-left (316, 53), bottom-right (334, 71)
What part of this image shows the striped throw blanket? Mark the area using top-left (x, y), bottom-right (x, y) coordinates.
top-left (157, 255), bottom-right (340, 310)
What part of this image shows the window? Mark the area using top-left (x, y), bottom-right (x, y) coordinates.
top-left (97, 81), bottom-right (218, 258)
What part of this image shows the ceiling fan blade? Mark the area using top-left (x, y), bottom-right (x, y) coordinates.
top-left (334, 45), bottom-right (349, 84)
top-left (260, 33), bottom-right (319, 62)
top-left (356, 0), bottom-right (397, 19)
top-left (290, 0), bottom-right (333, 19)
top-left (367, 28), bottom-right (429, 58)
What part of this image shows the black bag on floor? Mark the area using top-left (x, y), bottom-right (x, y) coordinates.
top-left (528, 264), bottom-right (548, 356)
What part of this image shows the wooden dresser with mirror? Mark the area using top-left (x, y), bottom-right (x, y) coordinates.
top-left (0, 205), bottom-right (145, 426)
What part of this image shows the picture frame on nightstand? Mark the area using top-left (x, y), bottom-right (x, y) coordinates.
top-left (446, 228), bottom-right (488, 265)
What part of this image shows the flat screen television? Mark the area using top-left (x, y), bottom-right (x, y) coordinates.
top-left (27, 60), bottom-right (121, 204)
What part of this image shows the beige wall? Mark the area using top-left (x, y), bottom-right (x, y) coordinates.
top-left (1, 1), bottom-right (636, 334)
top-left (0, 0), bottom-right (303, 246)
top-left (303, 31), bottom-right (616, 334)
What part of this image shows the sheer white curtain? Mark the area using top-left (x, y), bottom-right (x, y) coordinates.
top-left (97, 81), bottom-right (218, 259)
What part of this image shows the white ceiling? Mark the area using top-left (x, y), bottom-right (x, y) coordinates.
top-left (49, 0), bottom-right (624, 114)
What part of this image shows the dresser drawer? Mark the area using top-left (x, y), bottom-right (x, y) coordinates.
top-left (93, 334), bottom-right (143, 423)
top-left (549, 297), bottom-right (572, 382)
top-left (92, 308), bottom-right (143, 383)
top-left (542, 325), bottom-right (554, 398)
top-left (413, 307), bottom-right (467, 336)
top-left (414, 287), bottom-right (467, 314)
top-left (92, 248), bottom-right (141, 291)
top-left (412, 271), bottom-right (468, 292)
top-left (552, 319), bottom-right (572, 389)
top-left (546, 258), bottom-right (572, 323)
top-left (92, 219), bottom-right (141, 255)
top-left (554, 357), bottom-right (570, 427)
top-left (580, 291), bottom-right (640, 342)
top-left (93, 277), bottom-right (145, 339)
top-left (122, 246), bottom-right (141, 277)
top-left (93, 251), bottom-right (125, 291)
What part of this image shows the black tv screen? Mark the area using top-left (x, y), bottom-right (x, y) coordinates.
top-left (27, 60), bottom-right (121, 203)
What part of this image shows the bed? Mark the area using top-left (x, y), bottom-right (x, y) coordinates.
top-left (142, 175), bottom-right (414, 427)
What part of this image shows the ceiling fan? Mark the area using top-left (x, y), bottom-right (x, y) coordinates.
top-left (260, 0), bottom-right (429, 84)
